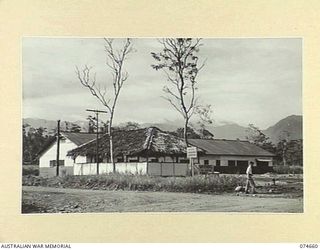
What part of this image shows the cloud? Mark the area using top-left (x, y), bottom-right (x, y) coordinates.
top-left (22, 38), bottom-right (302, 129)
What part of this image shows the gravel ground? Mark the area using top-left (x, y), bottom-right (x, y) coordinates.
top-left (22, 186), bottom-right (303, 213)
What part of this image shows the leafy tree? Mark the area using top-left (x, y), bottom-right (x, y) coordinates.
top-left (195, 104), bottom-right (214, 139)
top-left (277, 130), bottom-right (290, 166)
top-left (276, 135), bottom-right (302, 166)
top-left (64, 121), bottom-right (82, 133)
top-left (23, 124), bottom-right (32, 163)
top-left (22, 125), bottom-right (54, 164)
top-left (286, 139), bottom-right (303, 166)
top-left (197, 128), bottom-right (214, 139)
top-left (245, 124), bottom-right (275, 153)
top-left (76, 38), bottom-right (134, 172)
top-left (100, 120), bottom-right (109, 133)
top-left (86, 115), bottom-right (109, 134)
top-left (119, 121), bottom-right (141, 131)
top-left (151, 38), bottom-right (205, 145)
top-left (170, 127), bottom-right (201, 139)
top-left (87, 115), bottom-right (97, 133)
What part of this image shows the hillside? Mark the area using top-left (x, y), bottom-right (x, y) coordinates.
top-left (210, 115), bottom-right (303, 143)
top-left (263, 115), bottom-right (302, 143)
top-left (211, 123), bottom-right (247, 140)
top-left (23, 115), bottom-right (302, 144)
top-left (23, 118), bottom-right (89, 134)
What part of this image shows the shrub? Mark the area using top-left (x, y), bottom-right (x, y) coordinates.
top-left (22, 173), bottom-right (246, 194)
top-left (22, 165), bottom-right (39, 176)
top-left (273, 165), bottom-right (303, 174)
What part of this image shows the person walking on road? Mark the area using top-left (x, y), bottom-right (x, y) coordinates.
top-left (245, 161), bottom-right (256, 194)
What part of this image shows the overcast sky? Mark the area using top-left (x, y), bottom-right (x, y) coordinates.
top-left (22, 38), bottom-right (302, 129)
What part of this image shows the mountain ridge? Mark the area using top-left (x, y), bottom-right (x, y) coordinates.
top-left (23, 115), bottom-right (302, 144)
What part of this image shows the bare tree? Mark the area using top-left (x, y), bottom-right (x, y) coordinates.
top-left (76, 38), bottom-right (133, 172)
top-left (151, 38), bottom-right (205, 145)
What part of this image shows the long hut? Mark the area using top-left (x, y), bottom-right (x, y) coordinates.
top-left (67, 127), bottom-right (191, 164)
top-left (66, 127), bottom-right (274, 176)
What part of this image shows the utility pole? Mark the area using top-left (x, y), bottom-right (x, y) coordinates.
top-left (86, 109), bottom-right (108, 175)
top-left (56, 120), bottom-right (60, 176)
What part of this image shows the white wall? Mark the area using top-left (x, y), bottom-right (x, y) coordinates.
top-left (74, 162), bottom-right (148, 175)
top-left (39, 138), bottom-right (77, 168)
top-left (75, 155), bottom-right (88, 164)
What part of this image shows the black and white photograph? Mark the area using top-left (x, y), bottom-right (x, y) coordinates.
top-left (22, 37), bottom-right (303, 213)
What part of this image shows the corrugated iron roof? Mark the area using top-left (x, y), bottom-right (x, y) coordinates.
top-left (189, 139), bottom-right (275, 157)
top-left (36, 132), bottom-right (96, 158)
top-left (62, 132), bottom-right (96, 146)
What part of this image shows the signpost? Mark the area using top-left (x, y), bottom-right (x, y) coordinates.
top-left (187, 146), bottom-right (197, 177)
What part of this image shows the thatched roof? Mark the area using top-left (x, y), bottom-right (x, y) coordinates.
top-left (67, 127), bottom-right (188, 158)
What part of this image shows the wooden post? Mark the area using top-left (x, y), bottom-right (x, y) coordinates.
top-left (96, 112), bottom-right (99, 175)
top-left (146, 155), bottom-right (149, 175)
top-left (86, 109), bottom-right (109, 175)
top-left (56, 120), bottom-right (60, 177)
top-left (191, 158), bottom-right (194, 177)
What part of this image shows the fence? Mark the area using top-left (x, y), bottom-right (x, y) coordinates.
top-left (147, 162), bottom-right (189, 176)
top-left (73, 162), bottom-right (188, 177)
top-left (39, 163), bottom-right (272, 177)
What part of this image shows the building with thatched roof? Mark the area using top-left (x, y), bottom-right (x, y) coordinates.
top-left (66, 127), bottom-right (275, 175)
top-left (37, 126), bottom-right (275, 177)
top-left (68, 127), bottom-right (191, 164)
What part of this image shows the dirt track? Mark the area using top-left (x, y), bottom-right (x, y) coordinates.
top-left (22, 186), bottom-right (303, 213)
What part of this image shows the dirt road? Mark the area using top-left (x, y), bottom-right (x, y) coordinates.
top-left (22, 186), bottom-right (303, 213)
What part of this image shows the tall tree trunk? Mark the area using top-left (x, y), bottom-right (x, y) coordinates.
top-left (108, 117), bottom-right (115, 173)
top-left (184, 117), bottom-right (189, 146)
top-left (110, 134), bottom-right (115, 172)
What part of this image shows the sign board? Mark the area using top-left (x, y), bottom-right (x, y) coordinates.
top-left (187, 146), bottom-right (198, 158)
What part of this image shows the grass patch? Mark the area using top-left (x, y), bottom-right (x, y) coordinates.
top-left (22, 174), bottom-right (246, 194)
